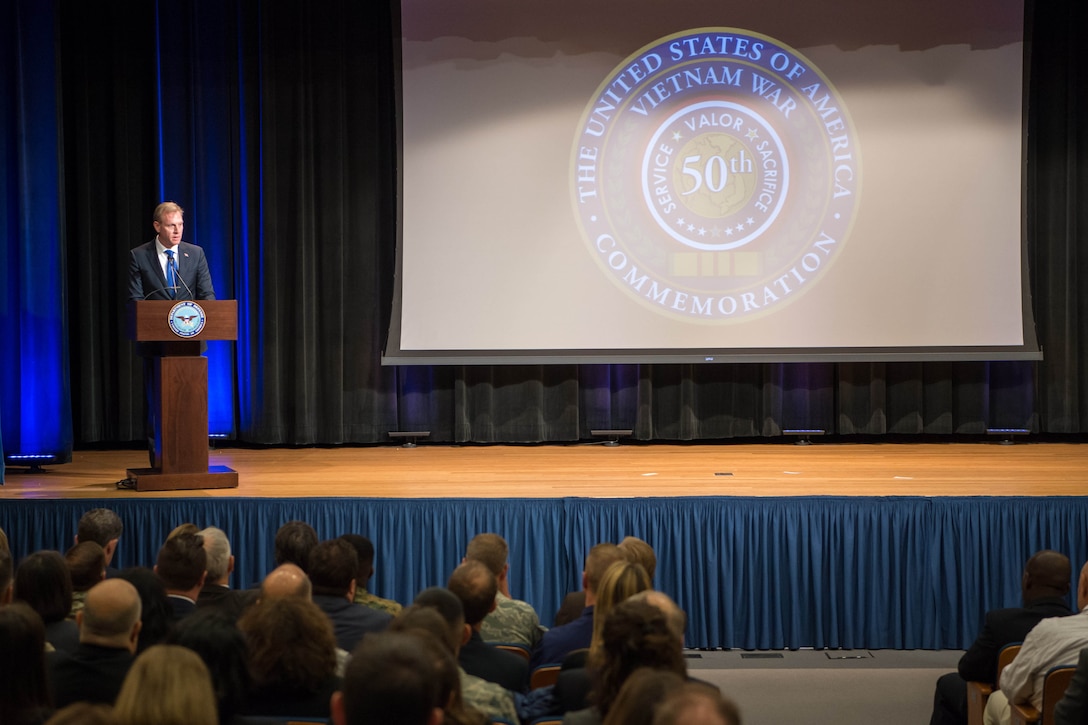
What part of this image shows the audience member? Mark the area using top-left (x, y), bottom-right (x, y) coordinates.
top-left (391, 605), bottom-right (491, 725)
top-left (42, 703), bottom-right (117, 725)
top-left (0, 602), bottom-right (53, 725)
top-left (629, 590), bottom-right (687, 644)
top-left (1055, 646), bottom-right (1088, 725)
top-left (931, 549), bottom-right (1073, 725)
top-left (166, 522), bottom-right (200, 540)
top-left (618, 536), bottom-right (657, 582)
top-left (340, 533), bottom-right (403, 615)
top-left (113, 644), bottom-right (219, 725)
top-left (115, 567), bottom-right (174, 653)
top-left (253, 561), bottom-right (355, 678)
top-left (15, 550), bottom-right (80, 652)
top-left (986, 559), bottom-right (1088, 725)
top-left (0, 544), bottom-right (13, 604)
top-left (554, 560), bottom-right (653, 713)
top-left (309, 538), bottom-right (393, 651)
top-left (154, 532), bottom-right (207, 620)
top-left (590, 560), bottom-right (652, 655)
top-left (47, 578), bottom-right (142, 709)
top-left (196, 526), bottom-right (248, 620)
top-left (415, 586), bottom-right (522, 724)
top-left (64, 541), bottom-right (107, 619)
top-left (465, 532), bottom-right (544, 648)
top-left (563, 597), bottom-right (687, 725)
top-left (237, 595), bottom-right (340, 719)
top-left (274, 520), bottom-right (319, 572)
top-left (555, 591), bottom-right (587, 627)
top-left (652, 683), bottom-right (742, 725)
top-left (168, 608), bottom-right (253, 725)
top-left (532, 543), bottom-right (626, 669)
top-left (601, 668), bottom-right (686, 725)
top-left (0, 524), bottom-right (9, 552)
top-left (449, 559), bottom-right (530, 692)
top-left (259, 562), bottom-right (312, 600)
top-left (331, 631), bottom-right (444, 725)
top-left (76, 508), bottom-right (123, 577)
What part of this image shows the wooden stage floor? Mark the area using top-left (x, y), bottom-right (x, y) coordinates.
top-left (2, 440), bottom-right (1087, 499)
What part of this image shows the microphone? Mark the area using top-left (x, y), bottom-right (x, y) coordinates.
top-left (142, 287), bottom-right (179, 300)
top-left (168, 255), bottom-right (196, 300)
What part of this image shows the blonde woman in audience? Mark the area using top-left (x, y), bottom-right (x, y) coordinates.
top-left (43, 703), bottom-right (117, 725)
top-left (554, 560), bottom-right (653, 713)
top-left (113, 644), bottom-right (219, 725)
top-left (618, 536), bottom-right (657, 581)
top-left (590, 560), bottom-right (652, 655)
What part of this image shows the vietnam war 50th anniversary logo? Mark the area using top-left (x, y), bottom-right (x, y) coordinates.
top-left (572, 28), bottom-right (860, 322)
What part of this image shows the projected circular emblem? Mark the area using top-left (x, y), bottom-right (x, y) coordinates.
top-left (168, 301), bottom-right (206, 338)
top-left (571, 28), bottom-right (860, 321)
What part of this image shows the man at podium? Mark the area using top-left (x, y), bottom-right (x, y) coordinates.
top-left (128, 202), bottom-right (216, 302)
top-left (128, 201), bottom-right (216, 467)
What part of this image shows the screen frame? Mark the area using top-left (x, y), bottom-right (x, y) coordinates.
top-left (382, 0), bottom-right (1042, 366)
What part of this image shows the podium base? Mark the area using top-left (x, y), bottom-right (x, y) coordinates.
top-left (125, 465), bottom-right (239, 492)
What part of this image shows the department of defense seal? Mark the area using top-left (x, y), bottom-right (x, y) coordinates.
top-left (571, 28), bottom-right (860, 322)
top-left (168, 300), bottom-right (207, 338)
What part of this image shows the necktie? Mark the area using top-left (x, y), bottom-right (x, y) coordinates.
top-left (165, 249), bottom-right (177, 299)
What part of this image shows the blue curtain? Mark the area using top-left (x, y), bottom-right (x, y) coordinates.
top-left (0, 0), bottom-right (73, 467)
top-left (2, 495), bottom-right (1086, 650)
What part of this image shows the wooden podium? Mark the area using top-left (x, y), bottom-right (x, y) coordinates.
top-left (126, 300), bottom-right (239, 491)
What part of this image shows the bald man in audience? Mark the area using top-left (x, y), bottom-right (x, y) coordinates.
top-left (48, 578), bottom-right (142, 707)
top-left (531, 542), bottom-right (626, 669)
top-left (986, 558), bottom-right (1088, 725)
top-left (931, 550), bottom-right (1073, 725)
top-left (260, 563), bottom-right (312, 600)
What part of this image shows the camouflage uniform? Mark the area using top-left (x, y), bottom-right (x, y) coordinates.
top-left (353, 586), bottom-right (403, 616)
top-left (461, 668), bottom-right (520, 724)
top-left (68, 590), bottom-right (88, 620)
top-left (480, 591), bottom-right (544, 649)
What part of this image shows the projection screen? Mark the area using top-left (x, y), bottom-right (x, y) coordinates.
top-left (383, 0), bottom-right (1041, 364)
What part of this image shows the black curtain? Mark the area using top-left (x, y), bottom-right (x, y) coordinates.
top-left (57, 0), bottom-right (1087, 446)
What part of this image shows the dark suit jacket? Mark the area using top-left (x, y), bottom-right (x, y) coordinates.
top-left (45, 618), bottom-right (81, 654)
top-left (958, 597), bottom-right (1073, 683)
top-left (168, 594), bottom-right (199, 621)
top-left (531, 606), bottom-right (594, 670)
top-left (196, 584), bottom-right (251, 621)
top-left (47, 643), bottom-right (135, 708)
top-left (1056, 647), bottom-right (1088, 725)
top-left (128, 239), bottom-right (215, 301)
top-left (460, 630), bottom-right (530, 693)
top-left (312, 594), bottom-right (393, 652)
